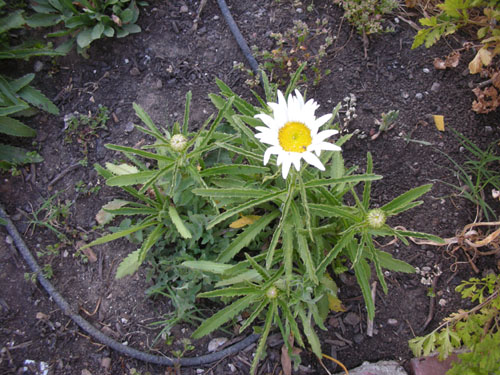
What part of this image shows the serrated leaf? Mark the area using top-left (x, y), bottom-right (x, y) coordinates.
top-left (381, 184), bottom-right (432, 215)
top-left (105, 162), bottom-right (139, 175)
top-left (181, 260), bottom-right (233, 274)
top-left (192, 295), bottom-right (256, 339)
top-left (115, 249), bottom-right (141, 278)
top-left (95, 199), bottom-right (129, 225)
top-left (0, 116), bottom-right (36, 137)
top-left (168, 205), bottom-right (192, 239)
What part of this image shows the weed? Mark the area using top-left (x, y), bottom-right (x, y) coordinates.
top-left (63, 105), bottom-right (109, 157)
top-left (240, 19), bottom-right (333, 88)
top-left (435, 130), bottom-right (500, 221)
top-left (75, 180), bottom-right (101, 196)
top-left (334, 0), bottom-right (399, 35)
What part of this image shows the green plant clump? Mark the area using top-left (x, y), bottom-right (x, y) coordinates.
top-left (27, 0), bottom-right (146, 55)
top-left (85, 68), bottom-right (442, 373)
top-left (410, 273), bottom-right (500, 375)
top-left (0, 0), bottom-right (62, 169)
top-left (334, 0), bottom-right (399, 35)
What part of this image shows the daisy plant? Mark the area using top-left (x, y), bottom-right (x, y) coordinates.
top-left (87, 66), bottom-right (443, 373)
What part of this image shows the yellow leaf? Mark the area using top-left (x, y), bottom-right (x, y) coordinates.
top-left (229, 215), bottom-right (261, 229)
top-left (328, 295), bottom-right (346, 312)
top-left (469, 48), bottom-right (492, 74)
top-left (433, 115), bottom-right (445, 131)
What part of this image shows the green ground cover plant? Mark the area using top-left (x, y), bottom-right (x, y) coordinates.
top-left (0, 0), bottom-right (61, 170)
top-left (84, 66), bottom-right (442, 373)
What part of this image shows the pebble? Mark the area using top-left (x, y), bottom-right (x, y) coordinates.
top-left (100, 357), bottom-right (111, 370)
top-left (34, 61), bottom-right (44, 72)
top-left (129, 67), bottom-right (140, 76)
top-left (155, 79), bottom-right (163, 89)
top-left (180, 5), bottom-right (188, 13)
top-left (208, 337), bottom-right (228, 352)
top-left (344, 312), bottom-right (361, 326)
top-left (423, 68), bottom-right (430, 73)
top-left (387, 318), bottom-right (398, 326)
top-left (353, 333), bottom-right (364, 344)
top-left (296, 7), bottom-right (303, 13)
top-left (125, 122), bottom-right (135, 133)
top-left (484, 126), bottom-right (493, 134)
top-left (415, 93), bottom-right (423, 100)
top-left (401, 92), bottom-right (409, 99)
top-left (430, 82), bottom-right (440, 92)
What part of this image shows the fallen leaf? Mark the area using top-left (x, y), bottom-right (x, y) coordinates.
top-left (434, 52), bottom-right (459, 70)
top-left (491, 72), bottom-right (500, 89)
top-left (328, 295), bottom-right (347, 312)
top-left (472, 86), bottom-right (500, 113)
top-left (36, 312), bottom-right (49, 320)
top-left (405, 0), bottom-right (417, 7)
top-left (469, 48), bottom-right (492, 74)
top-left (281, 343), bottom-right (292, 375)
top-left (207, 337), bottom-right (228, 352)
top-left (96, 199), bottom-right (128, 225)
top-left (229, 215), bottom-right (261, 229)
top-left (433, 115), bottom-right (445, 131)
top-left (76, 240), bottom-right (97, 262)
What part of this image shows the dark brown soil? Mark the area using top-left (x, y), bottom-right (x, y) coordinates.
top-left (1, 0), bottom-right (499, 374)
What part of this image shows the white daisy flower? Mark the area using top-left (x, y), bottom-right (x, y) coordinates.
top-left (254, 90), bottom-right (341, 179)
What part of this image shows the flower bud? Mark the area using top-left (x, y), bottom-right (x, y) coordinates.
top-left (170, 134), bottom-right (187, 152)
top-left (366, 208), bottom-right (386, 229)
top-left (266, 286), bottom-right (278, 299)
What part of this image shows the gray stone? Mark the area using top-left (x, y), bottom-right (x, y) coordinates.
top-left (334, 360), bottom-right (407, 375)
top-left (430, 82), bottom-right (441, 92)
top-left (343, 312), bottom-right (361, 326)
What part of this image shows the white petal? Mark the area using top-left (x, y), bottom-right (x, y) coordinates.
top-left (263, 145), bottom-right (280, 165)
top-left (281, 158), bottom-right (292, 179)
top-left (291, 153), bottom-right (302, 171)
top-left (276, 151), bottom-right (285, 166)
top-left (255, 113), bottom-right (277, 128)
top-left (314, 129), bottom-right (338, 142)
top-left (313, 114), bottom-right (332, 130)
top-left (303, 151), bottom-right (325, 171)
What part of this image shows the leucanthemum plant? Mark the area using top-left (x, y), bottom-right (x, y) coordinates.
top-left (86, 65), bottom-right (443, 374)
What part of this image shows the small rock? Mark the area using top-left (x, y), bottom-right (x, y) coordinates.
top-left (228, 363), bottom-right (236, 372)
top-left (387, 318), bottom-right (398, 326)
top-left (423, 68), bottom-right (430, 73)
top-left (353, 333), bottom-right (364, 344)
top-left (208, 337), bottom-right (228, 352)
top-left (401, 91), bottom-right (409, 99)
top-left (343, 312), bottom-right (360, 326)
top-left (33, 61), bottom-right (44, 72)
top-left (415, 93), bottom-right (423, 100)
top-left (485, 126), bottom-right (493, 134)
top-left (213, 15), bottom-right (219, 20)
top-left (430, 82), bottom-right (441, 92)
top-left (125, 122), bottom-right (135, 133)
top-left (81, 370), bottom-right (92, 375)
top-left (296, 7), bottom-right (303, 13)
top-left (129, 67), bottom-right (140, 76)
top-left (155, 79), bottom-right (163, 89)
top-left (180, 4), bottom-right (189, 13)
top-left (196, 369), bottom-right (204, 374)
top-left (101, 357), bottom-right (111, 370)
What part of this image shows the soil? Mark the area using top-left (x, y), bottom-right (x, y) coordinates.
top-left (1, 0), bottom-right (500, 374)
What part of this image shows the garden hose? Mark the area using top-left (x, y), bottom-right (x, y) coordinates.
top-left (0, 0), bottom-right (264, 367)
top-left (0, 204), bottom-right (259, 366)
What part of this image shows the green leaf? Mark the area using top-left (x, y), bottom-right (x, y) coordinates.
top-left (316, 231), bottom-right (355, 277)
top-left (239, 299), bottom-right (268, 333)
top-left (91, 23), bottom-right (104, 40)
top-left (305, 174), bottom-right (382, 188)
top-left (215, 269), bottom-right (261, 287)
top-left (0, 10), bottom-right (25, 33)
top-left (375, 250), bottom-right (415, 273)
top-left (115, 249), bottom-right (141, 279)
top-left (200, 164), bottom-right (269, 177)
top-left (181, 260), bottom-right (233, 274)
top-left (106, 171), bottom-right (157, 186)
top-left (0, 143), bottom-right (43, 165)
top-left (192, 295), bottom-right (256, 339)
top-left (182, 90), bottom-right (191, 135)
top-left (168, 205), bottom-right (192, 239)
top-left (217, 211), bottom-right (280, 262)
top-left (245, 253), bottom-right (270, 281)
top-left (297, 304), bottom-right (322, 358)
top-left (198, 286), bottom-right (259, 298)
top-left (363, 152), bottom-right (373, 209)
top-left (133, 103), bottom-right (168, 142)
top-left (308, 203), bottom-right (359, 221)
top-left (82, 221), bottom-right (154, 249)
top-left (0, 116), bottom-right (36, 137)
top-left (9, 74), bottom-right (35, 92)
top-left (192, 187), bottom-right (273, 199)
top-left (291, 202), bottom-right (318, 284)
top-left (251, 301), bottom-right (276, 374)
top-left (381, 184), bottom-right (432, 215)
top-left (26, 13), bottom-right (61, 27)
top-left (206, 190), bottom-right (286, 229)
top-left (105, 144), bottom-right (174, 162)
top-left (76, 28), bottom-right (94, 49)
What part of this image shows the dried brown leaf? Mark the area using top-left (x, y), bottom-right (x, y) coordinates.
top-left (76, 240), bottom-right (98, 263)
top-left (472, 86), bottom-right (500, 113)
top-left (491, 72), bottom-right (500, 89)
top-left (434, 52), bottom-right (459, 70)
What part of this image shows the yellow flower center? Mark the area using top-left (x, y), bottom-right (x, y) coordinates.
top-left (278, 122), bottom-right (312, 153)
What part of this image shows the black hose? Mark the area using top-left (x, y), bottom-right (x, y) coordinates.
top-left (0, 204), bottom-right (259, 366)
top-left (216, 0), bottom-right (261, 78)
top-left (0, 0), bottom-right (264, 367)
